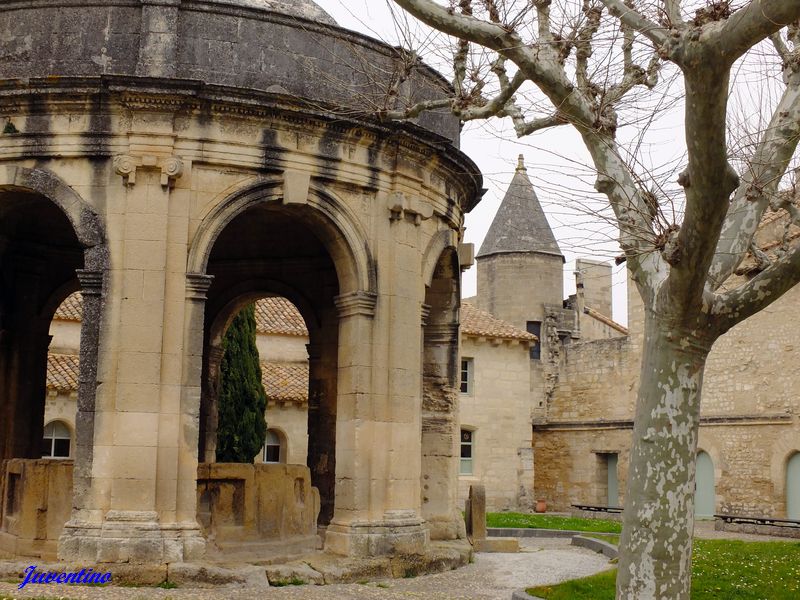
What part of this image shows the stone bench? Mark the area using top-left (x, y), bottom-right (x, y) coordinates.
top-left (714, 513), bottom-right (800, 539)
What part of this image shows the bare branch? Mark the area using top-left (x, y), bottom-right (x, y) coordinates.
top-left (664, 0), bottom-right (683, 28)
top-left (599, 0), bottom-right (668, 47)
top-left (708, 64), bottom-right (800, 290)
top-left (714, 1), bottom-right (800, 65)
top-left (712, 238), bottom-right (800, 334)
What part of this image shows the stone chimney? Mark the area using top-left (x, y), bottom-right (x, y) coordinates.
top-left (574, 258), bottom-right (613, 318)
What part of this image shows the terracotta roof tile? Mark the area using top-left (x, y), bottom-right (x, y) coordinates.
top-left (461, 302), bottom-right (537, 342)
top-left (54, 292), bottom-right (83, 321)
top-left (255, 298), bottom-right (308, 336)
top-left (261, 361), bottom-right (308, 404)
top-left (47, 353), bottom-right (79, 392)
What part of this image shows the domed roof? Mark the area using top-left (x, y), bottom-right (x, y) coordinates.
top-left (232, 0), bottom-right (337, 25)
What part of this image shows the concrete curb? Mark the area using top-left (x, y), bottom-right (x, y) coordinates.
top-left (570, 535), bottom-right (619, 559)
top-left (508, 532), bottom-right (619, 599)
top-left (488, 527), bottom-right (599, 538)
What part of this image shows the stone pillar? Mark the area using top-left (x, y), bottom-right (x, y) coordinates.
top-left (61, 159), bottom-right (201, 563)
top-left (325, 291), bottom-right (429, 557)
top-left (70, 270), bottom-right (104, 516)
top-left (421, 319), bottom-right (463, 541)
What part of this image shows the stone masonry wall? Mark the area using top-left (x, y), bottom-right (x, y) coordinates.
top-left (459, 336), bottom-right (534, 512)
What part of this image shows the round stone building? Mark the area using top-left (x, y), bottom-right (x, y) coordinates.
top-left (0, 0), bottom-right (481, 565)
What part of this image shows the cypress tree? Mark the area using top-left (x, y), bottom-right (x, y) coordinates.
top-left (216, 303), bottom-right (267, 463)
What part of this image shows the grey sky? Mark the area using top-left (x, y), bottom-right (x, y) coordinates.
top-left (315, 0), bottom-right (633, 323)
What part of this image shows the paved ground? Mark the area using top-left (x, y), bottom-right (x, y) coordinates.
top-left (0, 538), bottom-right (611, 600)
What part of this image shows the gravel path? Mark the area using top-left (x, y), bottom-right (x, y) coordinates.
top-left (0, 538), bottom-right (612, 600)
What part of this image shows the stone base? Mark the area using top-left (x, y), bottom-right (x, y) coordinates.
top-left (426, 511), bottom-right (467, 541)
top-left (325, 511), bottom-right (430, 557)
top-left (58, 511), bottom-right (206, 564)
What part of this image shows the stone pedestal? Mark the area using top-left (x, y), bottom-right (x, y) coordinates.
top-left (325, 510), bottom-right (430, 557)
top-left (58, 511), bottom-right (205, 564)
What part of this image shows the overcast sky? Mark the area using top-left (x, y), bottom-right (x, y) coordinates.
top-left (315, 0), bottom-right (635, 323)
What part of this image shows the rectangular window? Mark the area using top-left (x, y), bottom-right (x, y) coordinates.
top-left (460, 429), bottom-right (473, 475)
top-left (527, 321), bottom-right (542, 360)
top-left (460, 358), bottom-right (473, 394)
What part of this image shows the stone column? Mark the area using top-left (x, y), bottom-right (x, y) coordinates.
top-left (421, 319), bottom-right (463, 540)
top-left (325, 291), bottom-right (429, 557)
top-left (70, 270), bottom-right (104, 517)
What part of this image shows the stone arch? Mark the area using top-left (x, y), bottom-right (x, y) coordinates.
top-left (420, 243), bottom-right (463, 541)
top-left (770, 429), bottom-right (800, 516)
top-left (187, 178), bottom-right (375, 297)
top-left (0, 167), bottom-right (107, 561)
top-left (0, 168), bottom-right (107, 458)
top-left (0, 166), bottom-right (105, 262)
top-left (421, 229), bottom-right (459, 290)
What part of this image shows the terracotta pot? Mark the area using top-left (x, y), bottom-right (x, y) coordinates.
top-left (535, 500), bottom-right (547, 513)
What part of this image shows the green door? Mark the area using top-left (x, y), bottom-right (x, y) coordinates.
top-left (695, 451), bottom-right (715, 518)
top-left (787, 453), bottom-right (800, 520)
top-left (607, 454), bottom-right (619, 508)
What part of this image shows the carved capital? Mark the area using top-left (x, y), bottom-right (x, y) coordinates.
top-left (334, 291), bottom-right (377, 319)
top-left (114, 154), bottom-right (185, 189)
top-left (185, 273), bottom-right (214, 300)
top-left (76, 269), bottom-right (104, 296)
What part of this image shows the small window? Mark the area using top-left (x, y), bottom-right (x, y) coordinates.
top-left (263, 429), bottom-right (282, 463)
top-left (527, 321), bottom-right (541, 360)
top-left (460, 429), bottom-right (474, 475)
top-left (460, 358), bottom-right (473, 394)
top-left (42, 421), bottom-right (71, 459)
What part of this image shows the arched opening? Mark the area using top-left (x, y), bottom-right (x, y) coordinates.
top-left (0, 188), bottom-right (93, 559)
top-left (421, 246), bottom-right (462, 541)
top-left (787, 452), bottom-right (800, 520)
top-left (194, 198), bottom-right (352, 557)
top-left (695, 450), bottom-right (715, 518)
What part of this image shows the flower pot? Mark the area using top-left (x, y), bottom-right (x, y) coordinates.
top-left (535, 500), bottom-right (547, 513)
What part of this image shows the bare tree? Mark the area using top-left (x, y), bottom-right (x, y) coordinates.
top-left (380, 1), bottom-right (800, 597)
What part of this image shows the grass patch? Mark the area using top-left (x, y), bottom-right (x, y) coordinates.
top-left (157, 580), bottom-right (178, 589)
top-left (527, 539), bottom-right (800, 599)
top-left (271, 576), bottom-right (306, 587)
top-left (486, 512), bottom-right (621, 533)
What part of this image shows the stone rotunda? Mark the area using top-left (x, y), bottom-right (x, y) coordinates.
top-left (0, 0), bottom-right (481, 565)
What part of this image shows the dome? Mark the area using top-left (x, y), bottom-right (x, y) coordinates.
top-left (232, 0), bottom-right (338, 25)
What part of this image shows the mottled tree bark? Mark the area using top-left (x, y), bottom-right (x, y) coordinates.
top-left (617, 311), bottom-right (713, 599)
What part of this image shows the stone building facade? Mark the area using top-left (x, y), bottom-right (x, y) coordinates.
top-left (533, 214), bottom-right (800, 520)
top-left (0, 0), bottom-right (481, 564)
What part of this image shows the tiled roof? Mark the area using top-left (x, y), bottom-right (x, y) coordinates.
top-left (255, 298), bottom-right (308, 336)
top-left (261, 361), bottom-right (308, 404)
top-left (461, 302), bottom-right (537, 342)
top-left (53, 293), bottom-right (309, 338)
top-left (47, 354), bottom-right (79, 392)
top-left (54, 292), bottom-right (82, 321)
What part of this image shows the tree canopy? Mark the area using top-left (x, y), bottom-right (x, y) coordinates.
top-left (216, 303), bottom-right (268, 463)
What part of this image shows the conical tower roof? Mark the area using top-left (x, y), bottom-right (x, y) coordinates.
top-left (477, 155), bottom-right (563, 260)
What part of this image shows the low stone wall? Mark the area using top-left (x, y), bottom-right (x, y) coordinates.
top-left (0, 459), bottom-right (73, 560)
top-left (197, 462), bottom-right (320, 559)
top-left (715, 519), bottom-right (800, 539)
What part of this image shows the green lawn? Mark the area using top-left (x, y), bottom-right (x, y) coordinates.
top-left (527, 539), bottom-right (800, 599)
top-left (487, 512), bottom-right (622, 533)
